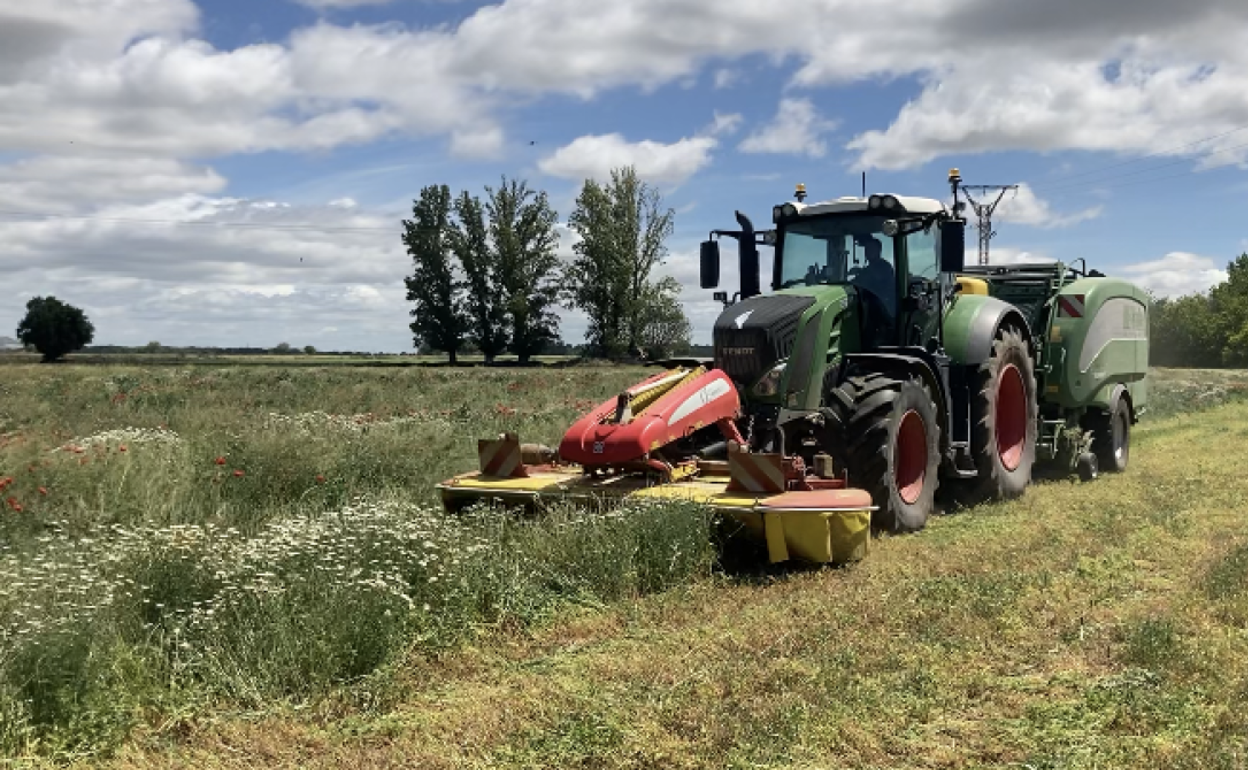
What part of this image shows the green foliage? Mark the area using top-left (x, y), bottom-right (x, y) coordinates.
top-left (1150, 253), bottom-right (1248, 367)
top-left (453, 189), bottom-right (509, 363)
top-left (487, 177), bottom-right (562, 363)
top-left (565, 166), bottom-right (678, 358)
top-left (403, 184), bottom-right (467, 363)
top-left (15, 296), bottom-right (95, 363)
top-left (637, 276), bottom-right (692, 359)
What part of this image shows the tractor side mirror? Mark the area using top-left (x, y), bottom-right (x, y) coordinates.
top-left (700, 240), bottom-right (721, 289)
top-left (938, 219), bottom-right (966, 274)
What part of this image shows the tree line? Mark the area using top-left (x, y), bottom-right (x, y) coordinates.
top-left (403, 166), bottom-right (691, 363)
top-left (1150, 253), bottom-right (1248, 367)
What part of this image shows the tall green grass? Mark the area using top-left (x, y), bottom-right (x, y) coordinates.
top-left (0, 498), bottom-right (714, 758)
top-left (1, 363), bottom-right (1243, 762)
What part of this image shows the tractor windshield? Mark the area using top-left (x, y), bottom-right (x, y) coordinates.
top-left (777, 214), bottom-right (897, 314)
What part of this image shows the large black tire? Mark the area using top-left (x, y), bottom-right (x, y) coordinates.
top-left (827, 375), bottom-right (941, 534)
top-left (1089, 397), bottom-right (1131, 473)
top-left (968, 327), bottom-right (1038, 500)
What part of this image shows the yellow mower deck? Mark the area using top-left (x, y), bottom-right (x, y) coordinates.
top-left (438, 466), bottom-right (873, 565)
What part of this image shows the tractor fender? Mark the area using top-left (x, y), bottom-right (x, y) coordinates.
top-left (838, 352), bottom-right (950, 454)
top-left (943, 294), bottom-right (1033, 367)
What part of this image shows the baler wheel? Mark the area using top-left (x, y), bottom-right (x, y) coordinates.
top-left (1090, 397), bottom-right (1131, 473)
top-left (827, 375), bottom-right (940, 534)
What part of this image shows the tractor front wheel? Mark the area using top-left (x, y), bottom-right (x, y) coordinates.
top-left (968, 326), bottom-right (1038, 500)
top-left (829, 375), bottom-right (940, 534)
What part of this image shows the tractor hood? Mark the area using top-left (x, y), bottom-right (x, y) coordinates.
top-left (712, 286), bottom-right (852, 396)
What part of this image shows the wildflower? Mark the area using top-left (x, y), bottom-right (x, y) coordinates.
top-left (233, 469), bottom-right (245, 478)
top-left (38, 487), bottom-right (47, 496)
top-left (316, 474), bottom-right (326, 483)
top-left (214, 456), bottom-right (227, 466)
top-left (118, 445), bottom-right (128, 453)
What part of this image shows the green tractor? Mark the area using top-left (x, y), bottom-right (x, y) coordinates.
top-left (697, 170), bottom-right (1150, 532)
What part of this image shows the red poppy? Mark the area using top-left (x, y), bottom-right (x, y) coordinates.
top-left (118, 445), bottom-right (128, 453)
top-left (233, 469), bottom-right (245, 478)
top-left (214, 456), bottom-right (227, 466)
top-left (38, 487), bottom-right (47, 496)
top-left (316, 474), bottom-right (326, 483)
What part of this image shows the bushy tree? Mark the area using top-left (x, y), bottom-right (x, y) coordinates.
top-left (565, 166), bottom-right (674, 358)
top-left (16, 296), bottom-right (94, 363)
top-left (403, 185), bottom-right (467, 363)
top-left (1150, 294), bottom-right (1224, 367)
top-left (637, 277), bottom-right (692, 359)
top-left (452, 191), bottom-right (509, 363)
top-left (1148, 252), bottom-right (1248, 367)
top-left (1211, 253), bottom-right (1248, 366)
top-left (487, 178), bottom-right (561, 363)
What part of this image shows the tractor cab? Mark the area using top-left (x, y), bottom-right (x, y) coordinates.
top-left (700, 186), bottom-right (966, 398)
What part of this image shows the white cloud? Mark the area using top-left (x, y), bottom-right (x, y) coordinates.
top-left (991, 184), bottom-right (1103, 229)
top-left (0, 192), bottom-right (413, 350)
top-left (5, 0), bottom-right (1248, 171)
top-left (739, 99), bottom-right (837, 158)
top-left (449, 125), bottom-right (505, 159)
top-left (0, 157), bottom-right (226, 212)
top-left (538, 133), bottom-right (717, 186)
top-left (986, 247), bottom-right (1056, 266)
top-left (1116, 251), bottom-right (1228, 297)
top-left (713, 69), bottom-right (738, 90)
top-left (293, 0), bottom-right (396, 8)
top-left (709, 111), bottom-right (743, 137)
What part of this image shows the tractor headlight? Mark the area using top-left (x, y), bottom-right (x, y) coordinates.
top-left (752, 362), bottom-right (787, 397)
top-left (882, 219), bottom-right (900, 237)
top-left (773, 203), bottom-right (798, 222)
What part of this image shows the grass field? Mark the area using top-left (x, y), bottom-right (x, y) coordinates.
top-left (2, 364), bottom-right (1248, 768)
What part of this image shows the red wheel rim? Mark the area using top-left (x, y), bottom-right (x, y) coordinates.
top-left (894, 409), bottom-right (927, 505)
top-left (996, 364), bottom-right (1026, 471)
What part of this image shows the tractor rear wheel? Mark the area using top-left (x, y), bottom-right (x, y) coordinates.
top-left (968, 326), bottom-right (1038, 500)
top-left (827, 375), bottom-right (940, 534)
top-left (1089, 397), bottom-right (1131, 472)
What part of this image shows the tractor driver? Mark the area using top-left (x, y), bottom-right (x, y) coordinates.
top-left (849, 237), bottom-right (897, 318)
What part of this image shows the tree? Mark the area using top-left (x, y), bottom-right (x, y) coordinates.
top-left (637, 277), bottom-right (692, 359)
top-left (1211, 253), bottom-right (1248, 365)
top-left (303, 345), bottom-right (317, 355)
top-left (16, 296), bottom-right (94, 363)
top-left (565, 166), bottom-right (674, 358)
top-left (488, 177), bottom-right (562, 363)
top-left (1150, 294), bottom-right (1224, 367)
top-left (403, 184), bottom-right (467, 363)
top-left (273, 342), bottom-right (293, 354)
top-left (451, 191), bottom-right (509, 363)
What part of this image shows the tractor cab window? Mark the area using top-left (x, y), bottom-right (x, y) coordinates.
top-left (778, 216), bottom-right (897, 316)
top-left (907, 227), bottom-right (940, 282)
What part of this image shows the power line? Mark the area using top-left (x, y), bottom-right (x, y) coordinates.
top-left (1030, 122), bottom-right (1248, 191)
top-left (0, 208), bottom-right (403, 234)
top-left (1035, 138), bottom-right (1248, 196)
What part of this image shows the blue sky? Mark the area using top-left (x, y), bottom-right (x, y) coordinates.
top-left (1, 0), bottom-right (1246, 351)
